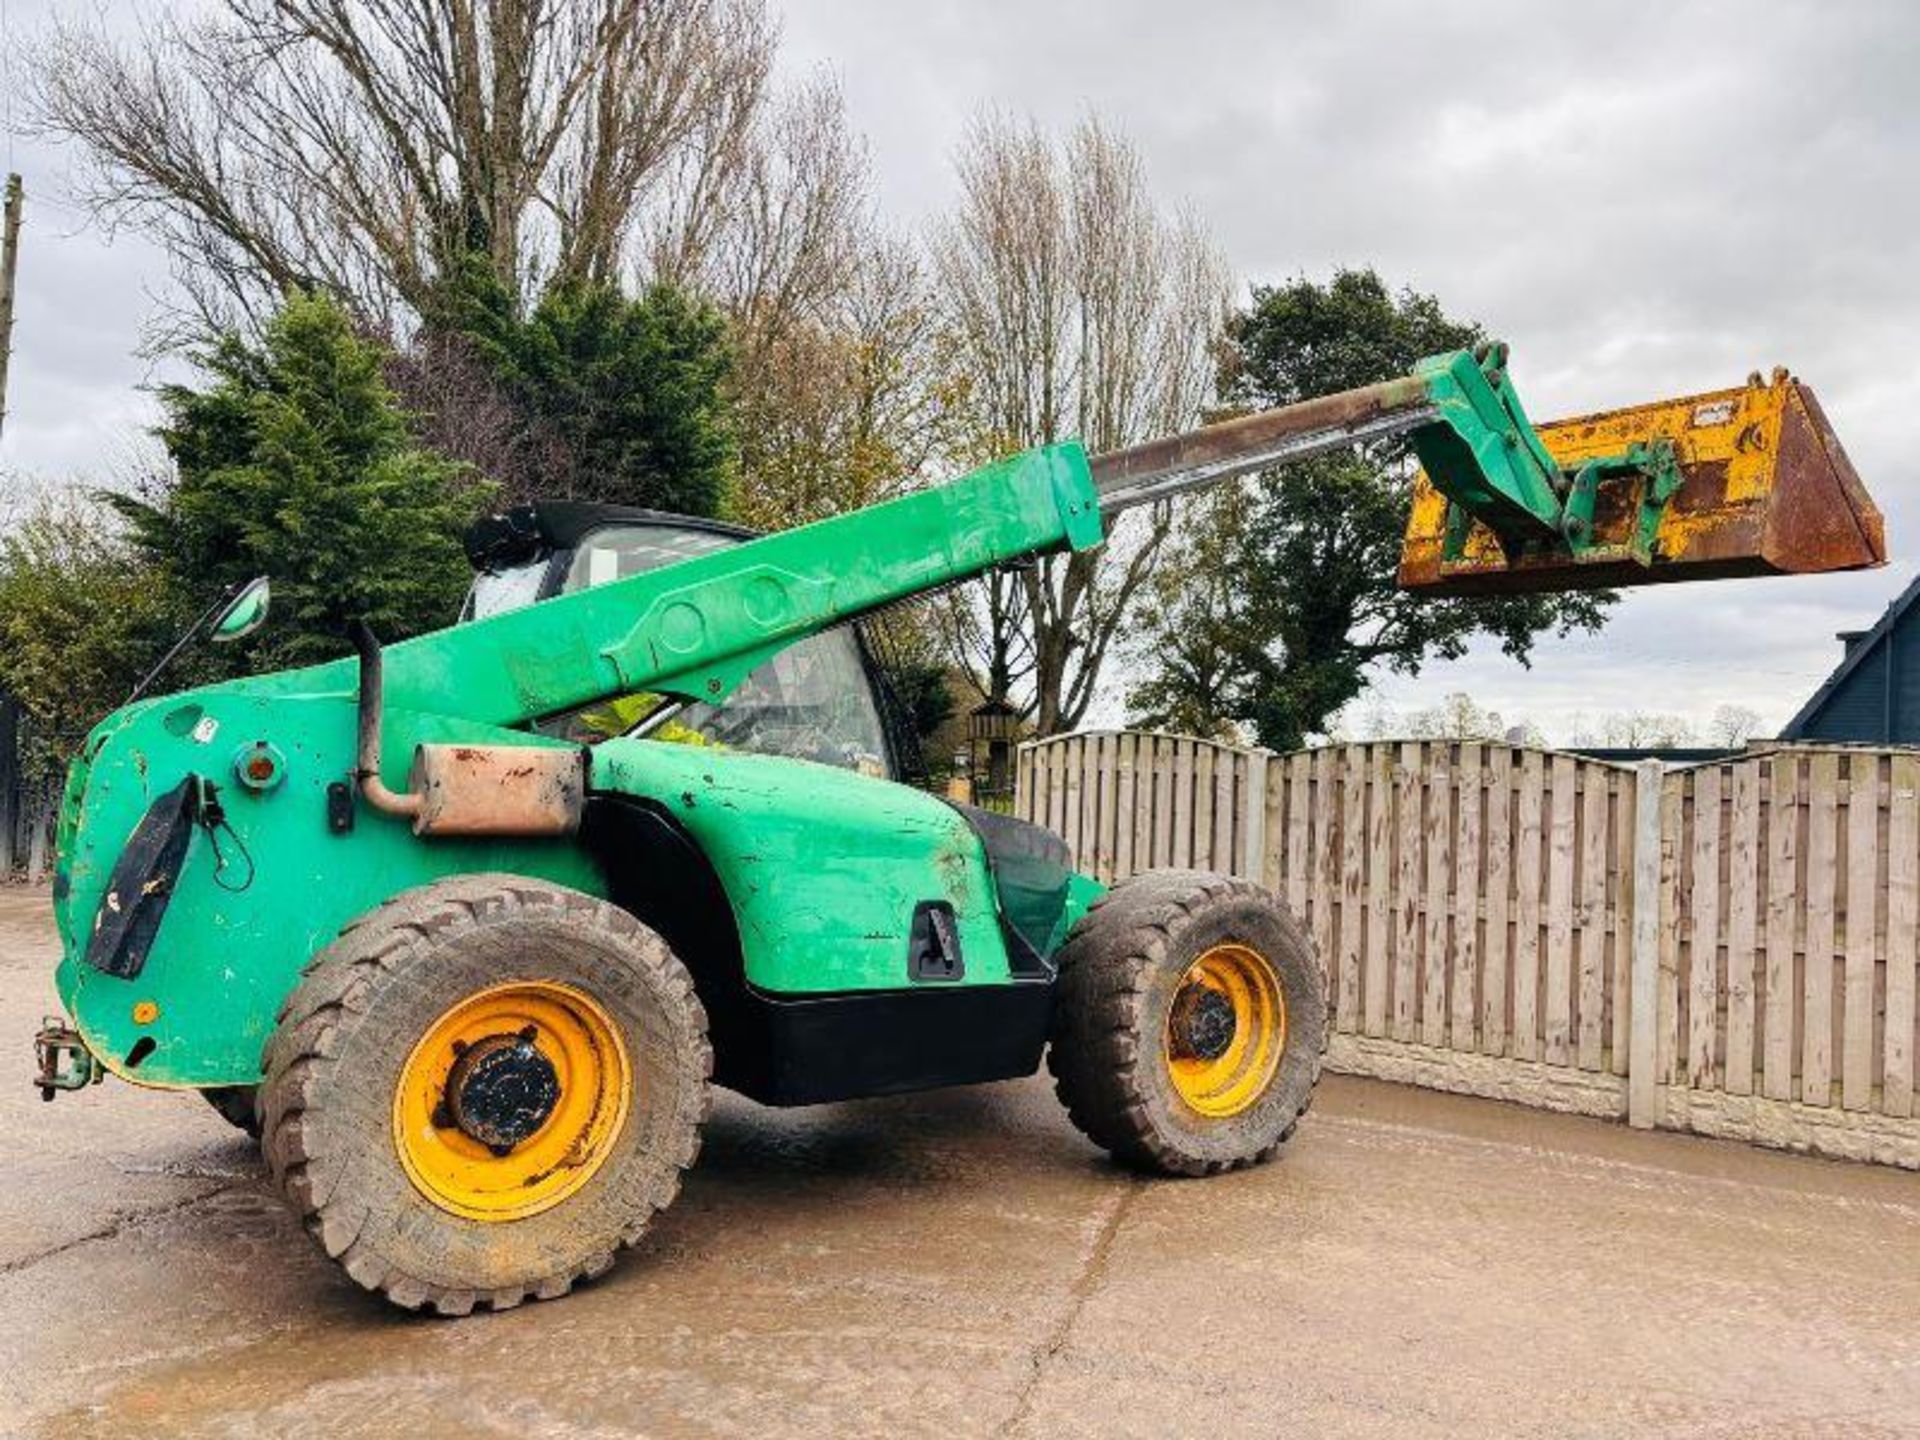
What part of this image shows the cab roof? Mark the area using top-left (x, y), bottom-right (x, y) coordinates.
top-left (462, 500), bottom-right (754, 573)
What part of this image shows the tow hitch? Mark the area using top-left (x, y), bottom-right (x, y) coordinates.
top-left (33, 1018), bottom-right (102, 1101)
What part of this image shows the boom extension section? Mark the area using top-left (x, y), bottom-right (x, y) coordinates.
top-left (1089, 342), bottom-right (1637, 535)
top-left (1089, 373), bottom-right (1439, 516)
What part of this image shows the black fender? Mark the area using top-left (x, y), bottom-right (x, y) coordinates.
top-left (581, 793), bottom-right (1055, 1106)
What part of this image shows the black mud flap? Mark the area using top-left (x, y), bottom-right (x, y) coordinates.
top-left (945, 802), bottom-right (1073, 976)
top-left (83, 777), bottom-right (200, 980)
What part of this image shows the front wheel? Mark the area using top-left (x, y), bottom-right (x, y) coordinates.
top-left (259, 874), bottom-right (711, 1314)
top-left (1047, 871), bottom-right (1325, 1176)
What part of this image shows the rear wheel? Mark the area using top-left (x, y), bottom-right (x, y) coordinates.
top-left (260, 874), bottom-right (710, 1314)
top-left (1047, 870), bottom-right (1325, 1175)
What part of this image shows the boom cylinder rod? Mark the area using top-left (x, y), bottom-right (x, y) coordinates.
top-left (1089, 374), bottom-right (1435, 517)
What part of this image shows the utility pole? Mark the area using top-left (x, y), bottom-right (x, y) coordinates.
top-left (0, 175), bottom-right (21, 441)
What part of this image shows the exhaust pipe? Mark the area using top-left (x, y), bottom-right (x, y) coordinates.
top-left (352, 621), bottom-right (424, 820)
top-left (351, 621), bottom-right (584, 837)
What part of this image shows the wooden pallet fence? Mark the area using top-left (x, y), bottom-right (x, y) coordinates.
top-left (1019, 734), bottom-right (1920, 1169)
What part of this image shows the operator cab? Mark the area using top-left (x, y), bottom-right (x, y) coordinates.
top-left (461, 501), bottom-right (905, 779)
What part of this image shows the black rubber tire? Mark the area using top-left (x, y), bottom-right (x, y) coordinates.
top-left (200, 1085), bottom-right (260, 1139)
top-left (259, 873), bottom-right (711, 1315)
top-left (1047, 870), bottom-right (1326, 1176)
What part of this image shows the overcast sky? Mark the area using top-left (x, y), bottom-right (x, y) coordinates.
top-left (2, 0), bottom-right (1915, 741)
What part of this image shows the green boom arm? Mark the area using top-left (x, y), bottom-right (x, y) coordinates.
top-left (261, 344), bottom-right (1575, 735)
top-left (386, 442), bottom-right (1104, 726)
top-left (238, 440), bottom-right (1103, 733)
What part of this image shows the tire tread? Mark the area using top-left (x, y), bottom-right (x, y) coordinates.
top-left (260, 873), bottom-right (710, 1314)
top-left (1047, 869), bottom-right (1326, 1177)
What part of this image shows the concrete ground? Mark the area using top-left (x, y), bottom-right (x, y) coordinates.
top-left (4, 887), bottom-right (1920, 1439)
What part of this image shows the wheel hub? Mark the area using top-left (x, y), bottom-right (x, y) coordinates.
top-left (395, 980), bottom-right (631, 1223)
top-left (1163, 943), bottom-right (1287, 1118)
top-left (442, 1031), bottom-right (561, 1154)
top-left (1169, 985), bottom-right (1238, 1061)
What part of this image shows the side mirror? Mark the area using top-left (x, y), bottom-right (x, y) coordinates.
top-left (211, 577), bottom-right (271, 644)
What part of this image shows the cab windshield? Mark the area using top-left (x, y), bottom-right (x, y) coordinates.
top-left (466, 522), bottom-right (891, 776)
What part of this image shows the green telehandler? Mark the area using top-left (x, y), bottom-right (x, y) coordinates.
top-left (34, 345), bottom-right (1882, 1313)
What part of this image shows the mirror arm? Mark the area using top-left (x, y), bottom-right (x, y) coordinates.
top-left (124, 585), bottom-right (240, 705)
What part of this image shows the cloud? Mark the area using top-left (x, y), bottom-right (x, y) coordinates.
top-left (779, 0), bottom-right (1918, 739)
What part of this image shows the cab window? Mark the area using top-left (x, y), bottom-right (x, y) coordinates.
top-left (536, 523), bottom-right (891, 777)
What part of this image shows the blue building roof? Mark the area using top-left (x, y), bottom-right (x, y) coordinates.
top-left (1780, 571), bottom-right (1920, 743)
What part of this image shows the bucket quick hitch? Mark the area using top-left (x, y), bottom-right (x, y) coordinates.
top-left (1412, 343), bottom-right (1692, 572)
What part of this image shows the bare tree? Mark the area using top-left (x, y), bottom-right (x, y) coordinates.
top-left (629, 73), bottom-right (952, 537)
top-left (1358, 691), bottom-right (1545, 746)
top-left (932, 112), bottom-right (1229, 734)
top-left (37, 2), bottom-right (931, 535)
top-left (1709, 703), bottom-right (1764, 748)
top-left (1570, 711), bottom-right (1700, 749)
top-left (33, 0), bottom-right (775, 330)
top-left (650, 74), bottom-right (863, 338)
top-left (726, 234), bottom-right (948, 531)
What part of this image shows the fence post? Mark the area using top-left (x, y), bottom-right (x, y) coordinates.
top-left (1628, 759), bottom-right (1665, 1129)
top-left (1242, 749), bottom-right (1269, 882)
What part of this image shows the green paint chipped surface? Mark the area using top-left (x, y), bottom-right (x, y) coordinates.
top-left (593, 739), bottom-right (1013, 993)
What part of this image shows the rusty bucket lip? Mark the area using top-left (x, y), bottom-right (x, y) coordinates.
top-left (1398, 370), bottom-right (1888, 598)
top-left (1774, 379), bottom-right (1887, 570)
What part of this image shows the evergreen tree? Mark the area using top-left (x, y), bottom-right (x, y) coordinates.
top-left (421, 259), bottom-right (736, 516)
top-left (115, 292), bottom-right (484, 667)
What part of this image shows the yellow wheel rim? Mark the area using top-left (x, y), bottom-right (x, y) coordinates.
top-left (1164, 943), bottom-right (1286, 1118)
top-left (393, 981), bottom-right (631, 1222)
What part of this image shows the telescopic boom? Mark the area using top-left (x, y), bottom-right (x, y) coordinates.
top-left (1094, 342), bottom-right (1883, 595)
top-left (1090, 374), bottom-right (1436, 517)
top-left (330, 342), bottom-right (1880, 749)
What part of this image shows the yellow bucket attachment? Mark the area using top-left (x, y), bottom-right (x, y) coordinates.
top-left (1399, 369), bottom-right (1887, 595)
